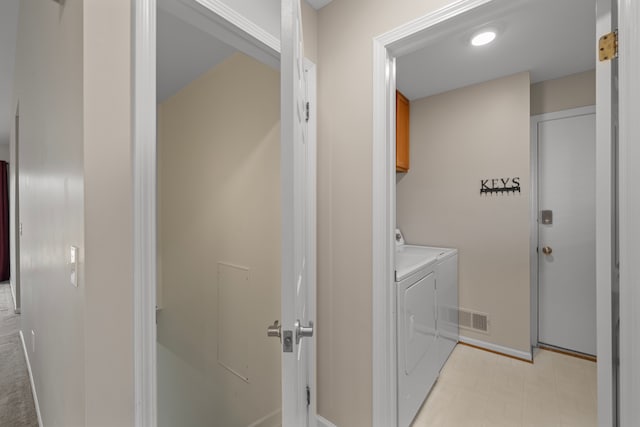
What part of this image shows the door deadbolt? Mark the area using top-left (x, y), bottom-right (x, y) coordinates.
top-left (542, 246), bottom-right (553, 255)
top-left (267, 320), bottom-right (293, 352)
top-left (267, 320), bottom-right (281, 340)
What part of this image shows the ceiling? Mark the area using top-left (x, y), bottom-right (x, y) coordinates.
top-left (3, 0), bottom-right (591, 137)
top-left (0, 0), bottom-right (332, 140)
top-left (157, 0), bottom-right (331, 102)
top-left (307, 0), bottom-right (333, 9)
top-left (0, 0), bottom-right (19, 145)
top-left (396, 0), bottom-right (596, 100)
top-left (157, 8), bottom-right (237, 102)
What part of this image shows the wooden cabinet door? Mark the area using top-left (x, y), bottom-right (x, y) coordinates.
top-left (396, 90), bottom-right (410, 172)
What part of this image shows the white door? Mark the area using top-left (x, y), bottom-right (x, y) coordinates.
top-left (280, 0), bottom-right (314, 425)
top-left (537, 107), bottom-right (597, 356)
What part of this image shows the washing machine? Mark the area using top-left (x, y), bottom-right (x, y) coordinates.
top-left (396, 241), bottom-right (458, 427)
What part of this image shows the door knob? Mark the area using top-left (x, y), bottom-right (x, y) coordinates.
top-left (267, 320), bottom-right (281, 340)
top-left (295, 319), bottom-right (314, 344)
top-left (542, 246), bottom-right (553, 255)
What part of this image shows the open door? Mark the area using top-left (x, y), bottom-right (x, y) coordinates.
top-left (279, 0), bottom-right (315, 425)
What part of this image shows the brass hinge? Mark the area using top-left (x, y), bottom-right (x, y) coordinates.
top-left (599, 31), bottom-right (618, 62)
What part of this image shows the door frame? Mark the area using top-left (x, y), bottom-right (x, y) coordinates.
top-left (132, 1), bottom-right (317, 425)
top-left (617, 0), bottom-right (640, 424)
top-left (372, 2), bottom-right (495, 425)
top-left (530, 105), bottom-right (596, 352)
top-left (10, 103), bottom-right (20, 313)
top-left (371, 0), bottom-right (626, 426)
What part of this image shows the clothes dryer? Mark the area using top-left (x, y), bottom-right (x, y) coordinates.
top-left (396, 244), bottom-right (458, 427)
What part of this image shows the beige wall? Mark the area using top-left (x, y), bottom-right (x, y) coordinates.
top-left (83, 1), bottom-right (134, 425)
top-left (301, 0), bottom-right (318, 64)
top-left (13, 0), bottom-right (134, 425)
top-left (0, 145), bottom-right (10, 162)
top-left (531, 69), bottom-right (595, 116)
top-left (157, 53), bottom-right (281, 427)
top-left (396, 72), bottom-right (532, 354)
top-left (11, 0), bottom-right (86, 425)
top-left (315, 1), bottom-right (454, 425)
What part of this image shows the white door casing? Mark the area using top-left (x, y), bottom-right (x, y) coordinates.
top-left (133, 0), bottom-right (317, 425)
top-left (372, 2), bottom-right (496, 426)
top-left (535, 107), bottom-right (596, 356)
top-left (373, 0), bottom-right (629, 425)
top-left (595, 0), bottom-right (615, 424)
top-left (281, 0), bottom-right (315, 425)
top-left (617, 0), bottom-right (640, 425)
top-left (10, 105), bottom-right (20, 313)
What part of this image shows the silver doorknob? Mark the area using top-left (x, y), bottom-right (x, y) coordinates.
top-left (542, 246), bottom-right (553, 255)
top-left (295, 319), bottom-right (314, 344)
top-left (267, 320), bottom-right (281, 341)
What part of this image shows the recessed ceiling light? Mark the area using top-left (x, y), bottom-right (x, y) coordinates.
top-left (471, 31), bottom-right (497, 47)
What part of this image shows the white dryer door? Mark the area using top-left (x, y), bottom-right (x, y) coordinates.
top-left (403, 272), bottom-right (437, 374)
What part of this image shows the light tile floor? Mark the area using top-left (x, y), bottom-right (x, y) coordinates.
top-left (412, 344), bottom-right (597, 427)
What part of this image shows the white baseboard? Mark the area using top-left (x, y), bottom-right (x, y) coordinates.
top-left (9, 282), bottom-right (19, 313)
top-left (459, 335), bottom-right (532, 361)
top-left (246, 409), bottom-right (280, 427)
top-left (19, 330), bottom-right (43, 427)
top-left (317, 415), bottom-right (338, 427)
top-left (247, 411), bottom-right (334, 427)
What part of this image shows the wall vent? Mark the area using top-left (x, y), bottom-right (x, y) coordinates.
top-left (459, 308), bottom-right (490, 334)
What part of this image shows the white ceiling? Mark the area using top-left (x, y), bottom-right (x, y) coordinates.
top-left (157, 0), bottom-right (331, 102)
top-left (307, 0), bottom-right (333, 9)
top-left (157, 8), bottom-right (237, 102)
top-left (5, 0), bottom-right (589, 136)
top-left (0, 0), bottom-right (20, 145)
top-left (396, 0), bottom-right (596, 100)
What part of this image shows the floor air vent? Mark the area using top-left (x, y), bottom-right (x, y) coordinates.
top-left (459, 308), bottom-right (490, 334)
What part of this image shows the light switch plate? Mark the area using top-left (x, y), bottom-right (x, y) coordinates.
top-left (70, 246), bottom-right (79, 287)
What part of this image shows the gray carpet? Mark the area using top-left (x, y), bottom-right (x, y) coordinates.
top-left (0, 283), bottom-right (19, 337)
top-left (0, 283), bottom-right (38, 427)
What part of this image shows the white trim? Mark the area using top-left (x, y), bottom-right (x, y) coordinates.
top-left (618, 0), bottom-right (640, 424)
top-left (305, 58), bottom-right (319, 427)
top-left (529, 111), bottom-right (538, 350)
top-left (372, 2), bottom-right (499, 426)
top-left (19, 330), bottom-right (43, 427)
top-left (133, 1), bottom-right (157, 426)
top-left (246, 409), bottom-right (281, 427)
top-left (157, 0), bottom-right (280, 68)
top-left (316, 415), bottom-right (338, 427)
top-left (530, 105), bottom-right (597, 351)
top-left (595, 0), bottom-right (614, 424)
top-left (10, 284), bottom-right (19, 314)
top-left (531, 105), bottom-right (596, 124)
top-left (459, 336), bottom-right (533, 362)
top-left (193, 0), bottom-right (280, 52)
top-left (371, 37), bottom-right (397, 427)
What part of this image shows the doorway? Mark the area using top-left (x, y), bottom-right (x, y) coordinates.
top-left (533, 106), bottom-right (597, 357)
top-left (133, 1), bottom-right (317, 425)
top-left (372, 0), bottom-right (607, 426)
top-left (155, 24), bottom-right (283, 425)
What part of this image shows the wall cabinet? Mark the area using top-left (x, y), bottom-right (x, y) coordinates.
top-left (396, 90), bottom-right (410, 172)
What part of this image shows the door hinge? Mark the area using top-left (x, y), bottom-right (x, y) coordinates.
top-left (599, 30), bottom-right (618, 62)
top-left (306, 385), bottom-right (310, 406)
top-left (305, 102), bottom-right (310, 123)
